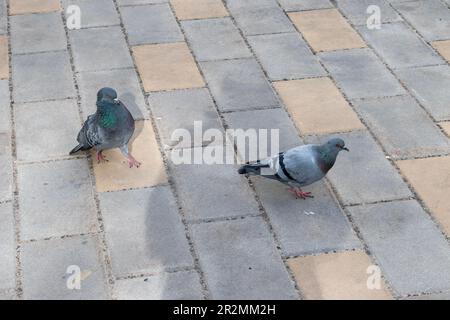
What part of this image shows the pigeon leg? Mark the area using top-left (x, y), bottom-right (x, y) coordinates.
top-left (120, 145), bottom-right (141, 168)
top-left (96, 150), bottom-right (108, 163)
top-left (288, 186), bottom-right (313, 199)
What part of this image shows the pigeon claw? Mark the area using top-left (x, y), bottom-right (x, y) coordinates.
top-left (288, 187), bottom-right (313, 200)
top-left (96, 151), bottom-right (108, 164)
top-left (126, 155), bottom-right (141, 168)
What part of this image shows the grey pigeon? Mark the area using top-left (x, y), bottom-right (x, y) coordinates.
top-left (69, 87), bottom-right (141, 168)
top-left (238, 138), bottom-right (348, 199)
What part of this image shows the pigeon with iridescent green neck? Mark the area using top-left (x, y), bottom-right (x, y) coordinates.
top-left (238, 138), bottom-right (348, 199)
top-left (69, 87), bottom-right (141, 168)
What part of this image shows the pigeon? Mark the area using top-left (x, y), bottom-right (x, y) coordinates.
top-left (238, 138), bottom-right (348, 199)
top-left (69, 87), bottom-right (141, 168)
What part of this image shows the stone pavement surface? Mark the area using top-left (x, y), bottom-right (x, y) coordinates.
top-left (1, 0), bottom-right (450, 300)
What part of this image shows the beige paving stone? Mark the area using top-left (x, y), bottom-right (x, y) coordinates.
top-left (93, 121), bottom-right (167, 192)
top-left (288, 9), bottom-right (366, 52)
top-left (0, 36), bottom-right (8, 80)
top-left (170, 0), bottom-right (229, 20)
top-left (132, 42), bottom-right (205, 92)
top-left (10, 0), bottom-right (61, 15)
top-left (397, 156), bottom-right (450, 236)
top-left (288, 250), bottom-right (392, 300)
top-left (433, 40), bottom-right (450, 63)
top-left (440, 122), bottom-right (450, 137)
top-left (274, 78), bottom-right (364, 134)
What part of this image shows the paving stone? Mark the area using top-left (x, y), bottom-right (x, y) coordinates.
top-left (0, 1), bottom-right (7, 34)
top-left (396, 65), bottom-right (450, 121)
top-left (223, 108), bottom-right (301, 163)
top-left (357, 22), bottom-right (444, 69)
top-left (11, 12), bottom-right (66, 54)
top-left (10, 0), bottom-right (60, 15)
top-left (12, 51), bottom-right (75, 103)
top-left (307, 131), bottom-right (412, 205)
top-left (148, 88), bottom-right (223, 148)
top-left (0, 288), bottom-right (16, 300)
top-left (225, 0), bottom-right (295, 36)
top-left (18, 159), bottom-right (98, 240)
top-left (353, 95), bottom-right (450, 159)
top-left (289, 9), bottom-right (366, 52)
top-left (440, 122), bottom-right (450, 137)
top-left (120, 4), bottom-right (183, 46)
top-left (100, 186), bottom-right (193, 277)
top-left (171, 0), bottom-right (228, 20)
top-left (247, 32), bottom-right (326, 81)
top-left (0, 202), bottom-right (15, 290)
top-left (337, 0), bottom-right (402, 25)
top-left (319, 48), bottom-right (406, 99)
top-left (397, 156), bottom-right (450, 236)
top-left (0, 133), bottom-right (12, 202)
top-left (21, 235), bottom-right (108, 299)
top-left (77, 68), bottom-right (149, 121)
top-left (432, 40), bottom-right (450, 63)
top-left (15, 99), bottom-right (81, 161)
top-left (200, 58), bottom-right (279, 112)
top-left (288, 250), bottom-right (392, 299)
top-left (274, 78), bottom-right (364, 135)
top-left (92, 121), bottom-right (167, 192)
top-left (133, 43), bottom-right (205, 92)
top-left (69, 26), bottom-right (133, 72)
top-left (181, 18), bottom-right (252, 62)
top-left (191, 216), bottom-right (298, 299)
top-left (349, 200), bottom-right (450, 296)
top-left (392, 0), bottom-right (450, 41)
top-left (117, 0), bottom-right (166, 5)
top-left (114, 271), bottom-right (203, 299)
top-left (277, 0), bottom-right (333, 11)
top-left (0, 80), bottom-right (9, 133)
top-left (62, 0), bottom-right (120, 28)
top-left (253, 178), bottom-right (361, 256)
top-left (0, 35), bottom-right (8, 79)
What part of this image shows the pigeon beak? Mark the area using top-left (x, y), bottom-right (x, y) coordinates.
top-left (342, 147), bottom-right (349, 152)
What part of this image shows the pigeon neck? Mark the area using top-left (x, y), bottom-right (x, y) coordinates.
top-left (96, 100), bottom-right (118, 128)
top-left (317, 144), bottom-right (338, 173)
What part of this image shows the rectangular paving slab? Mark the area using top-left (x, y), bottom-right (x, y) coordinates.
top-left (190, 216), bottom-right (298, 299)
top-left (395, 65), bottom-right (450, 121)
top-left (0, 133), bottom-right (12, 202)
top-left (100, 186), bottom-right (193, 277)
top-left (0, 202), bottom-right (15, 290)
top-left (21, 235), bottom-right (108, 299)
top-left (348, 200), bottom-right (450, 296)
top-left (200, 58), bottom-right (279, 112)
top-left (10, 0), bottom-right (60, 15)
top-left (337, 0), bottom-right (402, 25)
top-left (117, 0), bottom-right (167, 5)
top-left (171, 0), bottom-right (229, 20)
top-left (0, 36), bottom-right (7, 80)
top-left (62, 0), bottom-right (120, 28)
top-left (319, 48), bottom-right (406, 99)
top-left (181, 17), bottom-right (252, 62)
top-left (357, 22), bottom-right (444, 69)
top-left (353, 95), bottom-right (450, 159)
top-left (307, 131), bottom-right (412, 205)
top-left (247, 32), bottom-right (326, 81)
top-left (0, 80), bottom-right (9, 133)
top-left (0, 1), bottom-right (6, 34)
top-left (252, 178), bottom-right (361, 256)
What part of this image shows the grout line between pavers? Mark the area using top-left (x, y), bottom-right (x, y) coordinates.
top-left (115, 265), bottom-right (197, 281)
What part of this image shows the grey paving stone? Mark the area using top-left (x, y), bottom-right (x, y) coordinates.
top-left (396, 65), bottom-right (450, 121)
top-left (354, 95), bottom-right (450, 159)
top-left (181, 18), bottom-right (252, 62)
top-left (277, 0), bottom-right (333, 11)
top-left (148, 88), bottom-right (223, 149)
top-left (0, 0), bottom-right (6, 34)
top-left (15, 99), bottom-right (81, 161)
top-left (0, 202), bottom-right (15, 290)
top-left (11, 12), bottom-right (66, 54)
top-left (392, 0), bottom-right (450, 41)
top-left (0, 80), bottom-right (9, 133)
top-left (18, 159), bottom-right (98, 240)
top-left (200, 59), bottom-right (279, 112)
top-left (0, 289), bottom-right (16, 300)
top-left (77, 68), bottom-right (149, 120)
top-left (21, 235), bottom-right (108, 299)
top-left (69, 26), bottom-right (133, 72)
top-left (247, 32), bottom-right (326, 81)
top-left (114, 271), bottom-right (203, 300)
top-left (349, 200), bottom-right (450, 296)
top-left (120, 4), bottom-right (183, 45)
top-left (253, 178), bottom-right (361, 256)
top-left (12, 51), bottom-right (76, 103)
top-left (336, 0), bottom-right (402, 25)
top-left (319, 48), bottom-right (406, 99)
top-left (307, 131), bottom-right (412, 205)
top-left (0, 133), bottom-right (12, 202)
top-left (62, 0), bottom-right (120, 28)
top-left (191, 216), bottom-right (298, 299)
top-left (170, 161), bottom-right (260, 221)
top-left (357, 22), bottom-right (444, 69)
top-left (117, 0), bottom-right (166, 5)
top-left (225, 0), bottom-right (295, 35)
top-left (223, 108), bottom-right (301, 163)
top-left (99, 186), bottom-right (193, 277)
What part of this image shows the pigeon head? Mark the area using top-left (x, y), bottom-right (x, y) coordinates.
top-left (97, 87), bottom-right (119, 103)
top-left (317, 138), bottom-right (348, 168)
top-left (326, 138), bottom-right (349, 153)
